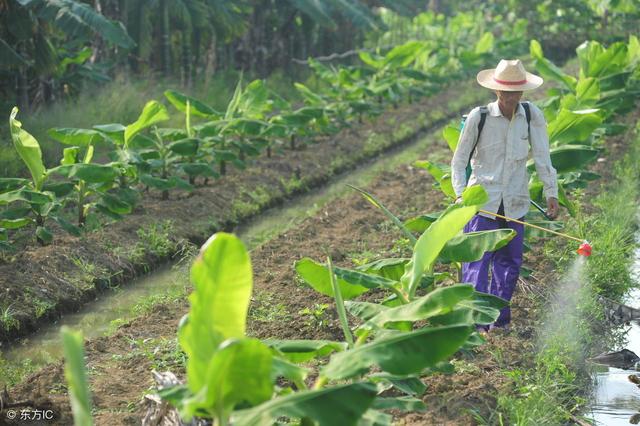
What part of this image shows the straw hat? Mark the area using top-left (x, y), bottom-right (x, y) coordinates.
top-left (476, 59), bottom-right (543, 91)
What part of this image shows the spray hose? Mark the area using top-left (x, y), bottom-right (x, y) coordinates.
top-left (477, 209), bottom-right (592, 257)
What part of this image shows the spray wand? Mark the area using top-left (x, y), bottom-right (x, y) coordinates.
top-left (477, 209), bottom-right (592, 257)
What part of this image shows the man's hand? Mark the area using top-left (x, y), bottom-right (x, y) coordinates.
top-left (546, 197), bottom-right (559, 219)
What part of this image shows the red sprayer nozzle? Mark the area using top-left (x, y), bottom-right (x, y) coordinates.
top-left (577, 241), bottom-right (592, 257)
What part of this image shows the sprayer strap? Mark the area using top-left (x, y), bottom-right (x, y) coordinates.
top-left (467, 107), bottom-right (488, 165)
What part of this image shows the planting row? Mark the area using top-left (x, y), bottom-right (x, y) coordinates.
top-left (0, 11), bottom-right (525, 250)
top-left (56, 37), bottom-right (640, 425)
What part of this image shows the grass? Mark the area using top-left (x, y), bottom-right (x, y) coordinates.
top-left (0, 355), bottom-right (36, 388)
top-left (136, 220), bottom-right (176, 258)
top-left (248, 291), bottom-right (292, 323)
top-left (0, 302), bottom-right (19, 332)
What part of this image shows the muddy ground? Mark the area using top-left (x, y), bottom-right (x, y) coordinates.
top-left (0, 80), bottom-right (487, 342)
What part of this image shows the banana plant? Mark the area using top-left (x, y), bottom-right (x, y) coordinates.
top-left (2, 107), bottom-right (78, 245)
top-left (93, 100), bottom-right (171, 188)
top-left (163, 91), bottom-right (222, 185)
top-left (132, 128), bottom-right (194, 200)
top-left (157, 231), bottom-right (504, 425)
top-left (296, 185), bottom-right (509, 341)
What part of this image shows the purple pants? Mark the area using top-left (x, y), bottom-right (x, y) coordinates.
top-left (462, 209), bottom-right (524, 327)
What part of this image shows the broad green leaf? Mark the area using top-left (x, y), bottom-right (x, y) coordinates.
top-left (168, 138), bottom-right (199, 156)
top-left (404, 212), bottom-right (442, 233)
top-left (458, 292), bottom-right (508, 324)
top-left (0, 178), bottom-right (29, 192)
top-left (47, 128), bottom-right (104, 147)
top-left (577, 40), bottom-right (628, 79)
top-left (271, 356), bottom-right (309, 389)
top-left (333, 266), bottom-right (398, 289)
top-left (530, 40), bottom-right (577, 91)
top-left (164, 90), bottom-right (220, 118)
top-left (93, 123), bottom-right (125, 145)
top-left (439, 229), bottom-right (516, 263)
top-left (180, 163), bottom-right (219, 178)
top-left (364, 285), bottom-right (474, 328)
top-left (61, 147), bottom-right (80, 165)
top-left (359, 51), bottom-right (384, 69)
top-left (401, 206), bottom-right (477, 296)
top-left (414, 160), bottom-right (444, 180)
top-left (0, 189), bottom-right (52, 205)
top-left (9, 107), bottom-right (46, 191)
top-left (70, 164), bottom-right (117, 184)
top-left (547, 109), bottom-right (603, 145)
top-left (557, 182), bottom-right (576, 217)
top-left (443, 124), bottom-right (461, 152)
top-left (232, 382), bottom-right (377, 426)
top-left (474, 32), bottom-right (494, 54)
top-left (178, 233), bottom-right (253, 393)
top-left (322, 325), bottom-right (472, 380)
top-left (528, 145), bottom-right (599, 174)
top-left (99, 192), bottom-right (132, 215)
top-left (356, 258), bottom-right (410, 282)
top-left (294, 82), bottom-right (324, 106)
top-left (51, 214), bottom-right (82, 237)
top-left (237, 80), bottom-right (271, 119)
top-left (345, 301), bottom-right (389, 322)
top-left (61, 327), bottom-right (93, 426)
top-left (0, 217), bottom-right (31, 229)
top-left (461, 185), bottom-right (489, 206)
top-left (265, 339), bottom-right (347, 363)
top-left (575, 77), bottom-right (600, 107)
top-left (124, 101), bottom-right (169, 146)
top-left (180, 338), bottom-right (272, 421)
top-left (295, 258), bottom-right (369, 300)
top-left (401, 68), bottom-right (429, 81)
top-left (36, 226), bottom-right (53, 244)
top-left (383, 41), bottom-right (426, 69)
top-left (225, 78), bottom-right (244, 119)
top-left (368, 373), bottom-right (427, 396)
top-left (413, 160), bottom-right (455, 198)
top-left (139, 174), bottom-right (176, 190)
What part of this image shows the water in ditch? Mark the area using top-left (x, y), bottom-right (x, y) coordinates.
top-left (588, 232), bottom-right (640, 425)
top-left (0, 126), bottom-right (441, 373)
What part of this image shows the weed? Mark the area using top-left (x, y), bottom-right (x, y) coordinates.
top-left (33, 298), bottom-right (54, 319)
top-left (123, 336), bottom-right (186, 371)
top-left (136, 220), bottom-right (176, 258)
top-left (298, 303), bottom-right (330, 328)
top-left (248, 292), bottom-right (292, 323)
top-left (280, 175), bottom-right (306, 196)
top-left (0, 303), bottom-right (19, 332)
top-left (0, 355), bottom-right (35, 388)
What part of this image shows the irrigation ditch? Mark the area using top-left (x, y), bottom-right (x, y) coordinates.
top-left (2, 99), bottom-right (638, 425)
top-left (0, 78), bottom-right (488, 343)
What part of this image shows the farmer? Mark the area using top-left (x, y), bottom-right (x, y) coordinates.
top-left (450, 59), bottom-right (559, 331)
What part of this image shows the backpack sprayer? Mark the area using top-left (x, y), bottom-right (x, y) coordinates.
top-left (461, 105), bottom-right (592, 257)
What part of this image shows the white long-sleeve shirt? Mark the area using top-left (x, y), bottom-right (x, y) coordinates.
top-left (451, 101), bottom-right (558, 219)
